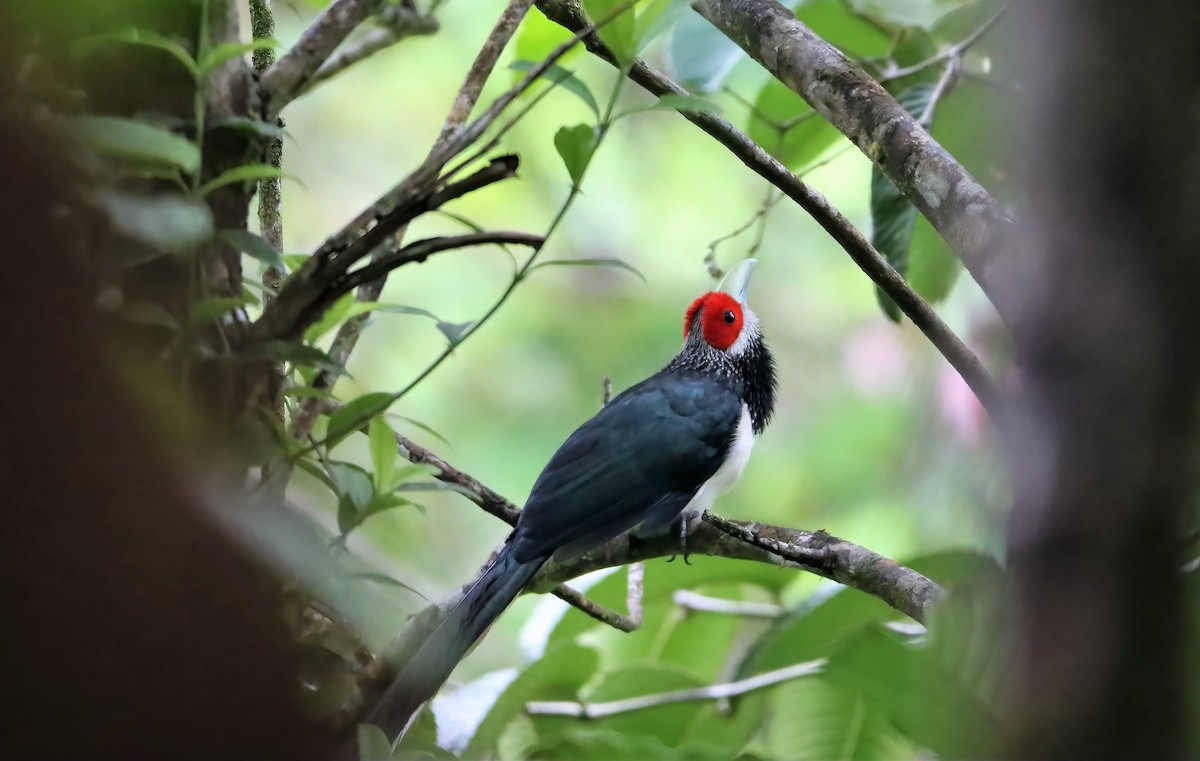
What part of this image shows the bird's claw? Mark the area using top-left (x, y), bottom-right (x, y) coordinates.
top-left (679, 517), bottom-right (692, 565)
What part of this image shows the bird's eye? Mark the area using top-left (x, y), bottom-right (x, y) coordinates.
top-left (723, 309), bottom-right (737, 324)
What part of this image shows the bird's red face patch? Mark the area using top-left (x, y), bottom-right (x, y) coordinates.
top-left (684, 292), bottom-right (743, 351)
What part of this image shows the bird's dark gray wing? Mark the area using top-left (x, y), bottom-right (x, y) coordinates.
top-left (509, 371), bottom-right (741, 563)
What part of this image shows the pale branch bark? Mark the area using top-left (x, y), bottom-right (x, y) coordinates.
top-left (673, 589), bottom-right (783, 618)
top-left (289, 0), bottom-right (535, 442)
top-left (525, 658), bottom-right (825, 717)
top-left (536, 0), bottom-right (1000, 419)
top-left (260, 0), bottom-right (386, 117)
top-left (692, 0), bottom-right (1021, 323)
top-left (305, 2), bottom-right (440, 93)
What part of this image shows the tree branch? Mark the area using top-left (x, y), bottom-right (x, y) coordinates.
top-left (284, 0), bottom-right (535, 442)
top-left (525, 658), bottom-right (824, 717)
top-left (304, 1), bottom-right (440, 94)
top-left (535, 0), bottom-right (1001, 418)
top-left (260, 0), bottom-right (386, 117)
top-left (692, 0), bottom-right (1021, 323)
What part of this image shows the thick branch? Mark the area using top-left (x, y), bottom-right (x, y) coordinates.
top-left (693, 0), bottom-right (1020, 322)
top-left (536, 0), bottom-right (1000, 417)
top-left (260, 0), bottom-right (385, 117)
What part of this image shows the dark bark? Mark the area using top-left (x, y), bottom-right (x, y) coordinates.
top-left (1003, 3), bottom-right (1200, 758)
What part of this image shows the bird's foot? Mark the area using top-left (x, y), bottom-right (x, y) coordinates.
top-left (679, 517), bottom-right (692, 565)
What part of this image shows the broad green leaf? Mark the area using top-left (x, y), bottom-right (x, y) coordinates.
top-left (66, 116), bottom-right (199, 174)
top-left (824, 626), bottom-right (1001, 758)
top-left (295, 456), bottom-right (338, 494)
top-left (71, 28), bottom-right (199, 77)
top-left (219, 228), bottom-right (285, 270)
top-left (667, 10), bottom-right (744, 93)
top-left (94, 191), bottom-right (212, 254)
top-left (326, 392), bottom-right (396, 450)
top-left (197, 163), bottom-right (291, 197)
top-left (636, 0), bottom-right (689, 51)
top-left (553, 124), bottom-right (598, 186)
top-left (436, 320), bottom-right (474, 345)
top-left (765, 677), bottom-right (911, 760)
top-left (199, 38), bottom-right (280, 74)
top-left (357, 724), bottom-right (394, 760)
top-left (463, 644), bottom-right (599, 758)
top-left (582, 0), bottom-right (639, 66)
top-left (856, 0), bottom-right (977, 29)
top-left (532, 257), bottom-right (645, 281)
top-left (514, 6), bottom-right (581, 73)
top-left (747, 79), bottom-right (841, 170)
top-left (304, 292), bottom-right (356, 345)
top-left (794, 0), bottom-right (893, 58)
top-left (254, 340), bottom-right (349, 376)
top-left (509, 59), bottom-right (600, 118)
top-left (907, 217), bottom-right (960, 300)
top-left (368, 416), bottom-right (396, 492)
top-left (189, 295), bottom-right (252, 324)
top-left (871, 83), bottom-right (934, 320)
top-left (328, 460), bottom-right (374, 535)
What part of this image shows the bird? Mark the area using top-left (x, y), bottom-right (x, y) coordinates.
top-left (367, 257), bottom-right (777, 741)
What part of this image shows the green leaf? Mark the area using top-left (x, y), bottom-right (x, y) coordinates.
top-left (463, 644), bottom-right (600, 758)
top-left (794, 0), bottom-right (893, 58)
top-left (509, 59), bottom-right (600, 118)
top-left (553, 124), bottom-right (599, 186)
top-left (532, 257), bottom-right (645, 281)
top-left (636, 0), bottom-right (689, 51)
top-left (93, 191), bottom-right (212, 255)
top-left (66, 116), bottom-right (199, 174)
top-left (436, 320), bottom-right (474, 345)
top-left (189, 295), bottom-right (252, 325)
top-left (386, 414), bottom-right (454, 450)
top-left (907, 217), bottom-right (960, 300)
top-left (357, 724), bottom-right (394, 760)
top-left (199, 38), bottom-right (280, 74)
top-left (871, 83), bottom-right (934, 320)
top-left (824, 626), bottom-right (1001, 758)
top-left (362, 492), bottom-right (420, 519)
top-left (368, 416), bottom-right (396, 493)
top-left (583, 0), bottom-right (639, 66)
top-left (667, 10), bottom-right (743, 93)
top-left (197, 163), bottom-right (291, 197)
top-left (765, 677), bottom-right (911, 760)
top-left (514, 6), bottom-right (582, 71)
top-left (304, 292), bottom-right (356, 345)
top-left (327, 460), bottom-right (374, 535)
top-left (325, 392), bottom-right (396, 450)
top-left (282, 254), bottom-right (310, 273)
top-left (71, 28), bottom-right (199, 77)
top-left (747, 79), bottom-right (841, 170)
top-left (219, 228), bottom-right (285, 270)
top-left (282, 386), bottom-right (334, 399)
top-left (254, 340), bottom-right (349, 376)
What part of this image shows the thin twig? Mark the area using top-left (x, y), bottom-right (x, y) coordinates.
top-left (525, 659), bottom-right (825, 717)
top-left (535, 0), bottom-right (1001, 419)
top-left (673, 590), bottom-right (783, 618)
top-left (261, 0), bottom-right (386, 117)
top-left (304, 2), bottom-right (439, 94)
top-left (879, 3), bottom-right (1012, 82)
top-left (553, 585), bottom-right (639, 632)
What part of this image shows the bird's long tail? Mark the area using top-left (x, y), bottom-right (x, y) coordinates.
top-left (365, 541), bottom-right (546, 743)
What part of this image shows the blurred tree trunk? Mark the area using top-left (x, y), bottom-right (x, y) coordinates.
top-left (1004, 3), bottom-right (1200, 757)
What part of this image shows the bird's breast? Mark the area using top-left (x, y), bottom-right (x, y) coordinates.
top-left (681, 403), bottom-right (755, 524)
